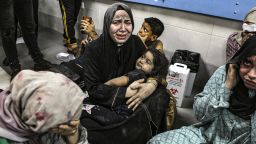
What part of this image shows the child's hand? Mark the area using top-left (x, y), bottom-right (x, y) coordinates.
top-left (137, 32), bottom-right (148, 43)
top-left (225, 64), bottom-right (239, 90)
top-left (80, 19), bottom-right (95, 34)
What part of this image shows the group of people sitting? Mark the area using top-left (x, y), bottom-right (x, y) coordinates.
top-left (0, 2), bottom-right (256, 144)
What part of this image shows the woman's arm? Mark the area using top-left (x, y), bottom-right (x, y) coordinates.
top-left (125, 78), bottom-right (158, 110)
top-left (193, 65), bottom-right (233, 121)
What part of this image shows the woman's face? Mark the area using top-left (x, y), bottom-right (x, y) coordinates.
top-left (239, 55), bottom-right (256, 89)
top-left (135, 51), bottom-right (154, 73)
top-left (109, 10), bottom-right (133, 44)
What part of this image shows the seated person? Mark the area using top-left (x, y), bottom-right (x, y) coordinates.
top-left (82, 48), bottom-right (169, 125)
top-left (55, 3), bottom-right (170, 144)
top-left (226, 6), bottom-right (256, 61)
top-left (137, 17), bottom-right (165, 53)
top-left (80, 16), bottom-right (165, 53)
top-left (148, 35), bottom-right (256, 143)
top-left (0, 70), bottom-right (87, 144)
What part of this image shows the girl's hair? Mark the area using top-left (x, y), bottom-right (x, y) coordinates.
top-left (145, 48), bottom-right (169, 78)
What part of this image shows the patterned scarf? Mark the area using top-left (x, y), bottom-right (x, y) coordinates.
top-left (0, 70), bottom-right (85, 142)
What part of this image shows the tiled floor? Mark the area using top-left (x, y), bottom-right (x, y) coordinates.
top-left (0, 67), bottom-right (10, 90)
top-left (0, 26), bottom-right (198, 129)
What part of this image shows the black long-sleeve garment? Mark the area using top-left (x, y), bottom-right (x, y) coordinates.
top-left (75, 34), bottom-right (169, 144)
top-left (60, 3), bottom-right (170, 144)
top-left (76, 34), bottom-right (145, 108)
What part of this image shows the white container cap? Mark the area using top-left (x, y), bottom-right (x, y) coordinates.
top-left (169, 63), bottom-right (190, 74)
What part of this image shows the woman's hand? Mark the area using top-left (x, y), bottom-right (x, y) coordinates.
top-left (126, 79), bottom-right (157, 111)
top-left (51, 120), bottom-right (80, 144)
top-left (125, 79), bottom-right (142, 98)
top-left (225, 64), bottom-right (239, 90)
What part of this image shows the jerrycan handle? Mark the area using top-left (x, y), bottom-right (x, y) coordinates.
top-left (174, 63), bottom-right (187, 70)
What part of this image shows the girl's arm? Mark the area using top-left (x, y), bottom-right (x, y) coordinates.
top-left (105, 76), bottom-right (129, 87)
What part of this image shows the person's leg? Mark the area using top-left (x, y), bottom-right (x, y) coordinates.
top-left (32, 0), bottom-right (38, 38)
top-left (147, 126), bottom-right (207, 144)
top-left (58, 0), bottom-right (68, 46)
top-left (59, 0), bottom-right (78, 54)
top-left (14, 0), bottom-right (53, 71)
top-left (81, 104), bottom-right (127, 125)
top-left (74, 0), bottom-right (82, 24)
top-left (0, 0), bottom-right (21, 77)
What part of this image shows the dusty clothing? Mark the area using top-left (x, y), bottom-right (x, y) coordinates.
top-left (81, 69), bottom-right (146, 126)
top-left (77, 33), bottom-right (169, 144)
top-left (148, 66), bottom-right (254, 144)
top-left (63, 3), bottom-right (170, 144)
top-left (148, 36), bottom-right (256, 144)
top-left (0, 70), bottom-right (85, 143)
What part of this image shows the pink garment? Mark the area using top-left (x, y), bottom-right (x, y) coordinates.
top-left (0, 70), bottom-right (85, 142)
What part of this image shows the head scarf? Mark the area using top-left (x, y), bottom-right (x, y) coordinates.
top-left (77, 2), bottom-right (145, 81)
top-left (227, 35), bottom-right (256, 120)
top-left (0, 70), bottom-right (85, 142)
top-left (226, 7), bottom-right (256, 61)
top-left (103, 2), bottom-right (134, 39)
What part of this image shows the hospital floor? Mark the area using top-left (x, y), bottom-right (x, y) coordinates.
top-left (0, 26), bottom-right (198, 129)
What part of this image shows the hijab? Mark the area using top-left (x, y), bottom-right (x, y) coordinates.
top-left (78, 2), bottom-right (145, 84)
top-left (227, 35), bottom-right (256, 120)
top-left (226, 7), bottom-right (256, 61)
top-left (0, 70), bottom-right (85, 142)
top-left (103, 2), bottom-right (134, 37)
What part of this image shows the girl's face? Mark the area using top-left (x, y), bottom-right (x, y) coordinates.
top-left (135, 51), bottom-right (154, 73)
top-left (109, 10), bottom-right (133, 44)
top-left (239, 55), bottom-right (256, 89)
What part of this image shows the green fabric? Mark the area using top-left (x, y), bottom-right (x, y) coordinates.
top-left (0, 138), bottom-right (9, 144)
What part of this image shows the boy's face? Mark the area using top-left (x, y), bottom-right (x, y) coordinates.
top-left (138, 22), bottom-right (156, 42)
top-left (135, 51), bottom-right (154, 73)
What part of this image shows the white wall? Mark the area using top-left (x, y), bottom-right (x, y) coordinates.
top-left (38, 0), bottom-right (242, 91)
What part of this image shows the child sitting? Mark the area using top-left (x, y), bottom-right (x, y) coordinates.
top-left (81, 48), bottom-right (169, 125)
top-left (137, 17), bottom-right (165, 53)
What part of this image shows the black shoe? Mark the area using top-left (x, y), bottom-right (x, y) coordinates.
top-left (34, 59), bottom-right (56, 71)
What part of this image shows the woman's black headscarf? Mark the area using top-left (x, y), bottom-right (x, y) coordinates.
top-left (103, 3), bottom-right (134, 36)
top-left (227, 35), bottom-right (256, 120)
